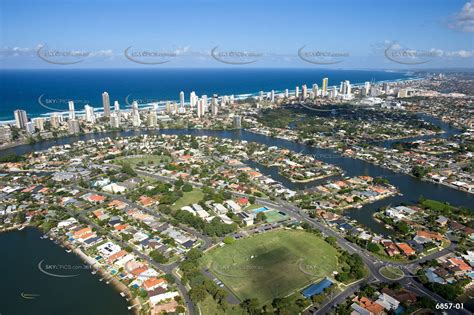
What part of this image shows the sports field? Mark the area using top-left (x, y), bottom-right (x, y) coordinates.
top-left (115, 154), bottom-right (170, 167)
top-left (201, 229), bottom-right (340, 305)
top-left (171, 189), bottom-right (204, 210)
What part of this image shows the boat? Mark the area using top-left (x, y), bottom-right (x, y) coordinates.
top-left (65, 249), bottom-right (72, 253)
top-left (21, 293), bottom-right (40, 299)
top-left (18, 226), bottom-right (25, 231)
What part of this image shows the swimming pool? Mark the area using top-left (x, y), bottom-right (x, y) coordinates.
top-left (252, 207), bottom-right (269, 214)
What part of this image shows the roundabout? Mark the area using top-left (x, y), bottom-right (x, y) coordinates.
top-left (379, 265), bottom-right (405, 281)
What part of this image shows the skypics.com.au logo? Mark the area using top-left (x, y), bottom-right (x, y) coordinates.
top-left (210, 46), bottom-right (263, 65)
top-left (37, 45), bottom-right (90, 65)
top-left (298, 46), bottom-right (349, 65)
top-left (124, 46), bottom-right (178, 65)
top-left (384, 43), bottom-right (441, 65)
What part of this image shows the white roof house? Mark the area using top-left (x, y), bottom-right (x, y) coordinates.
top-left (225, 200), bottom-right (242, 213)
top-left (213, 203), bottom-right (228, 214)
top-left (181, 206), bottom-right (196, 216)
top-left (58, 217), bottom-right (78, 228)
top-left (97, 242), bottom-right (121, 258)
top-left (102, 183), bottom-right (127, 194)
top-left (376, 293), bottom-right (400, 310)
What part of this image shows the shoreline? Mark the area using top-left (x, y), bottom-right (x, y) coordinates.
top-left (0, 225), bottom-right (139, 314)
top-left (339, 150), bottom-right (474, 195)
top-left (69, 244), bottom-right (140, 315)
top-left (0, 73), bottom-right (420, 124)
top-left (1, 123), bottom-right (472, 196)
top-left (1, 124), bottom-right (471, 195)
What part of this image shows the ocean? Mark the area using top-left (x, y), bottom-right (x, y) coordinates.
top-left (0, 68), bottom-right (412, 122)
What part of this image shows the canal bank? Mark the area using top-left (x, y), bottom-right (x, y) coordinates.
top-left (0, 227), bottom-right (130, 315)
top-left (0, 128), bottom-right (472, 235)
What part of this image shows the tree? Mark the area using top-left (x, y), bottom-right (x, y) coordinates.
top-left (223, 236), bottom-right (235, 245)
top-left (163, 273), bottom-right (176, 284)
top-left (189, 285), bottom-right (207, 302)
top-left (395, 221), bottom-right (409, 234)
top-left (182, 183), bottom-right (193, 192)
top-left (186, 248), bottom-right (203, 260)
top-left (411, 165), bottom-right (429, 178)
top-left (312, 293), bottom-right (326, 304)
top-left (325, 236), bottom-right (337, 246)
top-left (214, 288), bottom-right (228, 303)
top-left (150, 250), bottom-right (168, 264)
top-left (367, 242), bottom-right (380, 253)
top-left (241, 298), bottom-right (260, 315)
top-left (121, 163), bottom-right (137, 176)
top-left (255, 212), bottom-right (267, 222)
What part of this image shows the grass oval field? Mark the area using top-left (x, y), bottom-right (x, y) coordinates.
top-left (201, 229), bottom-right (340, 305)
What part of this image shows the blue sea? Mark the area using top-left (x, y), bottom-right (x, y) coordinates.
top-left (0, 68), bottom-right (412, 122)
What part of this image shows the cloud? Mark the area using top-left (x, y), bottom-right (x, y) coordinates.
top-left (89, 50), bottom-right (114, 57)
top-left (445, 49), bottom-right (474, 58)
top-left (449, 0), bottom-right (474, 32)
top-left (0, 46), bottom-right (36, 57)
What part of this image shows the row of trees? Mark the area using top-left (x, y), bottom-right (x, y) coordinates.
top-left (180, 249), bottom-right (230, 311)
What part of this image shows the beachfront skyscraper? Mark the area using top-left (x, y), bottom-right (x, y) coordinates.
top-left (13, 109), bottom-right (28, 130)
top-left (312, 84), bottom-right (318, 97)
top-left (197, 99), bottom-right (205, 118)
top-left (84, 105), bottom-right (95, 123)
top-left (67, 119), bottom-right (80, 134)
top-left (364, 82), bottom-right (371, 96)
top-left (131, 101), bottom-right (141, 127)
top-left (322, 78), bottom-right (328, 96)
top-left (50, 113), bottom-right (62, 129)
top-left (302, 84), bottom-right (308, 99)
top-left (342, 80), bottom-right (351, 96)
top-left (201, 95), bottom-right (208, 112)
top-left (190, 91), bottom-right (197, 108)
top-left (179, 91), bottom-right (185, 109)
top-left (110, 113), bottom-right (120, 128)
top-left (114, 100), bottom-right (120, 112)
top-left (68, 101), bottom-right (75, 120)
top-left (102, 92), bottom-right (111, 118)
top-left (147, 110), bottom-right (158, 127)
top-left (32, 117), bottom-right (45, 132)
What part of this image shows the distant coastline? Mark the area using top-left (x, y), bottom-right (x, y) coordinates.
top-left (0, 68), bottom-right (414, 122)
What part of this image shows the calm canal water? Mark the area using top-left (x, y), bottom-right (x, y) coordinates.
top-left (0, 120), bottom-right (472, 236)
top-left (0, 228), bottom-right (129, 315)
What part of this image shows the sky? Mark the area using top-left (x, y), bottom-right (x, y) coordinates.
top-left (0, 0), bottom-right (473, 69)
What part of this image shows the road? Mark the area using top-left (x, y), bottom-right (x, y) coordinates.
top-left (15, 167), bottom-right (468, 314)
top-left (254, 198), bottom-right (469, 314)
top-left (66, 185), bottom-right (198, 315)
top-left (106, 166), bottom-right (466, 313)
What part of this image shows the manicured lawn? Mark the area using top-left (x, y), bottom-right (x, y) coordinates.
top-left (171, 189), bottom-right (204, 210)
top-left (201, 229), bottom-right (340, 305)
top-left (420, 199), bottom-right (455, 213)
top-left (198, 295), bottom-right (245, 315)
top-left (379, 266), bottom-right (404, 280)
top-left (115, 154), bottom-right (170, 167)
